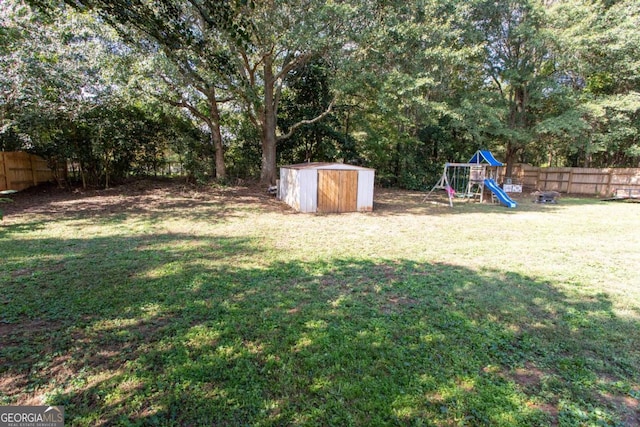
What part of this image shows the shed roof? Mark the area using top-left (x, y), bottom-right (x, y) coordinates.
top-left (280, 162), bottom-right (375, 171)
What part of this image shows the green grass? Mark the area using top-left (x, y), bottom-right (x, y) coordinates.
top-left (1, 184), bottom-right (639, 426)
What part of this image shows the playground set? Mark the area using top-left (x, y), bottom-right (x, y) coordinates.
top-left (425, 150), bottom-right (517, 208)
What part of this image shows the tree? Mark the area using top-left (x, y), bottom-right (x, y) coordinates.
top-left (1, 0), bottom-right (127, 157)
top-left (224, 0), bottom-right (359, 183)
top-left (277, 57), bottom-right (356, 165)
top-left (15, 0), bottom-right (640, 188)
top-left (42, 0), bottom-right (366, 184)
top-left (464, 0), bottom-right (556, 177)
top-left (2, 0), bottom-right (206, 187)
top-left (39, 0), bottom-right (245, 180)
top-left (328, 0), bottom-right (483, 188)
top-left (138, 51), bottom-right (229, 179)
top-left (547, 0), bottom-right (640, 167)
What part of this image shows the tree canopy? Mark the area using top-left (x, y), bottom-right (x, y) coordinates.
top-left (4, 0), bottom-right (639, 188)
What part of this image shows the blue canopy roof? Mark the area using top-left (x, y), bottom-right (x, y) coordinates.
top-left (469, 150), bottom-right (503, 166)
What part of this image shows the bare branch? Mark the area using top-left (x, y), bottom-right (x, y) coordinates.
top-left (277, 98), bottom-right (335, 143)
top-left (275, 51), bottom-right (314, 82)
top-left (490, 73), bottom-right (504, 98)
top-left (157, 94), bottom-right (208, 124)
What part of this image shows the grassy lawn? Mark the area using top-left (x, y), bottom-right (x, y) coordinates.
top-left (1, 180), bottom-right (639, 426)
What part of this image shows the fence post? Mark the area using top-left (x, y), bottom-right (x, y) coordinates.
top-left (0, 152), bottom-right (8, 191)
top-left (605, 169), bottom-right (614, 196)
top-left (567, 169), bottom-right (574, 193)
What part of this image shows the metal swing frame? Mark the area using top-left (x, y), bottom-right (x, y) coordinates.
top-left (424, 163), bottom-right (486, 207)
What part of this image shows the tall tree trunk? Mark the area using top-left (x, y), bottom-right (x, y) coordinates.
top-left (104, 151), bottom-right (110, 189)
top-left (261, 121), bottom-right (277, 184)
top-left (207, 87), bottom-right (227, 180)
top-left (504, 84), bottom-right (527, 179)
top-left (165, 86), bottom-right (227, 181)
top-left (260, 56), bottom-right (278, 184)
top-left (210, 129), bottom-right (226, 180)
top-left (504, 142), bottom-right (518, 179)
top-left (80, 161), bottom-right (86, 189)
top-left (209, 102), bottom-right (226, 180)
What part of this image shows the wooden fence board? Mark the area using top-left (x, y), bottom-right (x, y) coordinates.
top-left (507, 164), bottom-right (640, 196)
top-left (0, 151), bottom-right (58, 191)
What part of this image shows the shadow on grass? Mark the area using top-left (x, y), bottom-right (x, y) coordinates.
top-left (1, 232), bottom-right (639, 426)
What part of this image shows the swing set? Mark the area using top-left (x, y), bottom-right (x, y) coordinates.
top-left (424, 163), bottom-right (487, 207)
top-left (424, 150), bottom-right (505, 207)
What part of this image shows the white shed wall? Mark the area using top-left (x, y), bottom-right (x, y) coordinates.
top-left (297, 169), bottom-right (318, 213)
top-left (357, 170), bottom-right (375, 212)
top-left (279, 168), bottom-right (300, 211)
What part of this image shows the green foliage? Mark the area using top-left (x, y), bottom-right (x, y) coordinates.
top-left (223, 114), bottom-right (262, 180)
top-left (586, 73), bottom-right (616, 95)
top-left (76, 105), bottom-right (169, 186)
top-left (2, 1), bottom-right (216, 186)
top-left (278, 58), bottom-right (357, 165)
top-left (4, 0), bottom-right (640, 188)
top-left (161, 114), bottom-right (212, 183)
top-left (547, 0), bottom-right (640, 167)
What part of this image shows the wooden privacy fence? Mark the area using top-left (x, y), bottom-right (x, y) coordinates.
top-left (0, 151), bottom-right (60, 191)
top-left (508, 164), bottom-right (640, 196)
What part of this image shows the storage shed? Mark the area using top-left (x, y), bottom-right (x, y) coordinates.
top-left (279, 163), bottom-right (375, 213)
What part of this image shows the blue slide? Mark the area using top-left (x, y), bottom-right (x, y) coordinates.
top-left (484, 178), bottom-right (517, 208)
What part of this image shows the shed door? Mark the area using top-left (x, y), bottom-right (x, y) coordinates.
top-left (317, 170), bottom-right (358, 213)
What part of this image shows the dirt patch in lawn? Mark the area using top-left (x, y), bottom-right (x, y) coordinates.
top-left (0, 178), bottom-right (292, 223)
top-left (1, 178), bottom-right (540, 224)
top-left (0, 179), bottom-right (434, 225)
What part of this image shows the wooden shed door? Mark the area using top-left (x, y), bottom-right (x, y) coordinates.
top-left (317, 170), bottom-right (358, 213)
